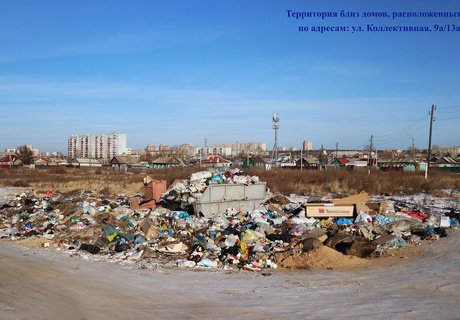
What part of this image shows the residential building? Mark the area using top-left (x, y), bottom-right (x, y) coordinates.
top-left (67, 133), bottom-right (128, 160)
top-left (303, 141), bottom-right (313, 151)
top-left (211, 142), bottom-right (267, 156)
top-left (159, 144), bottom-right (170, 151)
top-left (433, 157), bottom-right (459, 168)
top-left (378, 160), bottom-right (427, 172)
top-left (0, 155), bottom-right (21, 168)
top-left (277, 154), bottom-right (297, 167)
top-left (195, 147), bottom-right (232, 157)
top-left (296, 156), bottom-right (319, 169)
top-left (145, 143), bottom-right (195, 158)
top-left (149, 156), bottom-right (185, 169)
top-left (202, 155), bottom-right (232, 168)
top-left (242, 156), bottom-right (267, 168)
top-left (331, 158), bottom-right (350, 166)
top-left (69, 158), bottom-right (103, 167)
top-left (110, 156), bottom-right (142, 171)
top-left (35, 158), bottom-right (53, 166)
top-left (345, 160), bottom-right (369, 170)
top-left (146, 144), bottom-right (158, 152)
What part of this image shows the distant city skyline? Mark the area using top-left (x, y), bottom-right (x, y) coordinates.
top-left (0, 0), bottom-right (459, 152)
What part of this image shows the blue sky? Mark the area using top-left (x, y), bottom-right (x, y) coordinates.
top-left (0, 0), bottom-right (459, 153)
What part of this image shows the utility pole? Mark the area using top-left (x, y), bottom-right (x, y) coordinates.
top-left (368, 134), bottom-right (373, 174)
top-left (426, 104), bottom-right (436, 179)
top-left (375, 148), bottom-right (378, 168)
top-left (320, 144), bottom-right (324, 170)
top-left (370, 134), bottom-right (373, 163)
top-left (335, 142), bottom-right (338, 160)
top-left (300, 148), bottom-right (303, 171)
top-left (368, 134), bottom-right (374, 166)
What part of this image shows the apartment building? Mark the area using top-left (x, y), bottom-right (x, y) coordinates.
top-left (211, 142), bottom-right (267, 156)
top-left (67, 133), bottom-right (128, 159)
top-left (303, 140), bottom-right (313, 151)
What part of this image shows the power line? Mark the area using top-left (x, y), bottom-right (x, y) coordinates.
top-left (436, 116), bottom-right (460, 121)
top-left (426, 104), bottom-right (436, 179)
top-left (436, 109), bottom-right (460, 115)
top-left (373, 119), bottom-right (428, 144)
top-left (373, 130), bottom-right (426, 147)
top-left (373, 113), bottom-right (429, 139)
top-left (440, 105), bottom-right (460, 110)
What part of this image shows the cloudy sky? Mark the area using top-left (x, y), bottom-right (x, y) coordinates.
top-left (0, 0), bottom-right (459, 152)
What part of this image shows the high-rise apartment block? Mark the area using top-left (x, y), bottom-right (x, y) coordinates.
top-left (67, 133), bottom-right (127, 159)
top-left (158, 144), bottom-right (170, 151)
top-left (211, 142), bottom-right (267, 155)
top-left (303, 140), bottom-right (313, 151)
top-left (146, 144), bottom-right (157, 152)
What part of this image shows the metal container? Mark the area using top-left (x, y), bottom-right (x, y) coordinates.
top-left (193, 182), bottom-right (266, 218)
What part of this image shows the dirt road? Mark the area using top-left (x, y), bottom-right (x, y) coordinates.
top-left (1, 231), bottom-right (459, 320)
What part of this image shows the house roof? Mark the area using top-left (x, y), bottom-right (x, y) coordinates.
top-left (72, 158), bottom-right (102, 165)
top-left (346, 160), bottom-right (368, 166)
top-left (335, 158), bottom-right (350, 165)
top-left (401, 154), bottom-right (422, 163)
top-left (110, 156), bottom-right (140, 164)
top-left (0, 154), bottom-right (19, 163)
top-left (438, 157), bottom-right (458, 164)
top-left (203, 155), bottom-right (232, 164)
top-left (35, 158), bottom-right (51, 165)
top-left (151, 156), bottom-right (185, 165)
top-left (300, 156), bottom-right (319, 164)
top-left (250, 156), bottom-right (266, 164)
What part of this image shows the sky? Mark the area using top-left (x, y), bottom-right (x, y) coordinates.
top-left (0, 0), bottom-right (459, 153)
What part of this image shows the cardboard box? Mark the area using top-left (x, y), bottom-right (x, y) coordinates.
top-left (305, 204), bottom-right (354, 218)
top-left (332, 191), bottom-right (370, 213)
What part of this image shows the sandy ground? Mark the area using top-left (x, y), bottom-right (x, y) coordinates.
top-left (0, 231), bottom-right (459, 320)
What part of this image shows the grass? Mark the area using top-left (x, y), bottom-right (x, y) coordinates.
top-left (0, 166), bottom-right (458, 197)
top-left (245, 167), bottom-right (460, 196)
top-left (0, 166), bottom-right (198, 195)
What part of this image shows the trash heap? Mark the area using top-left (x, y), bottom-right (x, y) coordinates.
top-left (161, 169), bottom-right (260, 210)
top-left (0, 174), bottom-right (459, 272)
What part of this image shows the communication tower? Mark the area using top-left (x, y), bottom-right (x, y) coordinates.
top-left (270, 113), bottom-right (279, 166)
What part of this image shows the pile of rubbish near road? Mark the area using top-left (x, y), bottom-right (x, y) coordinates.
top-left (0, 170), bottom-right (459, 272)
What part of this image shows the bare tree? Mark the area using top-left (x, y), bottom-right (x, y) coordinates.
top-left (408, 146), bottom-right (419, 157)
top-left (140, 149), bottom-right (155, 162)
top-left (174, 146), bottom-right (190, 160)
top-left (432, 144), bottom-right (441, 156)
top-left (17, 145), bottom-right (34, 165)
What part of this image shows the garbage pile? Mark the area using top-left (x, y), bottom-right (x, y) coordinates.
top-left (0, 174), bottom-right (459, 272)
top-left (161, 169), bottom-right (260, 210)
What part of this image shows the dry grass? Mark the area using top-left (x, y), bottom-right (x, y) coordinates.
top-left (0, 166), bottom-right (458, 197)
top-left (0, 167), bottom-right (140, 195)
top-left (245, 167), bottom-right (460, 196)
top-left (0, 166), bottom-right (198, 195)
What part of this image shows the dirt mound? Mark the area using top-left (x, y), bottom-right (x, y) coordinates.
top-left (275, 245), bottom-right (370, 270)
